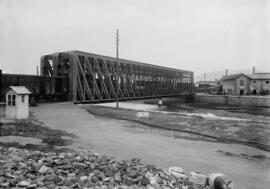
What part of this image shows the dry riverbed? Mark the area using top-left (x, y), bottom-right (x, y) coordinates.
top-left (86, 105), bottom-right (270, 153)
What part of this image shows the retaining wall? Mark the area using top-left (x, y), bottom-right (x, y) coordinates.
top-left (194, 94), bottom-right (270, 107)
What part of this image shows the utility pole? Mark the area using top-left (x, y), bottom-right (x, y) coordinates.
top-left (0, 70), bottom-right (2, 102)
top-left (116, 29), bottom-right (119, 108)
top-left (36, 66), bottom-right (39, 76)
top-left (204, 73), bottom-right (206, 94)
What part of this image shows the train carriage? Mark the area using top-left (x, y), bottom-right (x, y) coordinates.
top-left (0, 72), bottom-right (68, 102)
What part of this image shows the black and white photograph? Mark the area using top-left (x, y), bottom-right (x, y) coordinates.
top-left (0, 0), bottom-right (269, 189)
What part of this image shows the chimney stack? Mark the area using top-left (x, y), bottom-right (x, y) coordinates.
top-left (252, 66), bottom-right (255, 74)
top-left (225, 69), bottom-right (228, 76)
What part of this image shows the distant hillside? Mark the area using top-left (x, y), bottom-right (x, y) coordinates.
top-left (194, 69), bottom-right (253, 82)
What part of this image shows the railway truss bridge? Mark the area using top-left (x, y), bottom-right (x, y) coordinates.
top-left (41, 51), bottom-right (194, 103)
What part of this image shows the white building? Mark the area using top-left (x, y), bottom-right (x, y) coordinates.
top-left (5, 86), bottom-right (31, 119)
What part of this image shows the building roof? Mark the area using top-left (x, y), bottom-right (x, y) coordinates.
top-left (208, 84), bottom-right (223, 89)
top-left (194, 80), bottom-right (216, 85)
top-left (220, 72), bottom-right (270, 81)
top-left (7, 86), bottom-right (31, 95)
top-left (220, 73), bottom-right (248, 81)
top-left (246, 73), bottom-right (270, 80)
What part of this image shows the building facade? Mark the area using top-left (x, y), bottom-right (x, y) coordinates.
top-left (221, 73), bottom-right (270, 95)
top-left (247, 73), bottom-right (270, 95)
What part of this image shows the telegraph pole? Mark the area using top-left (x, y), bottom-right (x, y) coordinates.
top-left (204, 73), bottom-right (206, 94)
top-left (36, 66), bottom-right (39, 76)
top-left (116, 29), bottom-right (119, 108)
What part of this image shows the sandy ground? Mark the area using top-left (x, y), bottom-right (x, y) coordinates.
top-left (32, 102), bottom-right (270, 189)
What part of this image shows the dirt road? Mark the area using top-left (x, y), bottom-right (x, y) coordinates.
top-left (33, 102), bottom-right (270, 189)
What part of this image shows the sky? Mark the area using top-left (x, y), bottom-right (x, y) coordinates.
top-left (0, 0), bottom-right (270, 77)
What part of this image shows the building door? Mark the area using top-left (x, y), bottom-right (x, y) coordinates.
top-left (240, 89), bottom-right (244, 95)
top-left (253, 90), bottom-right (256, 95)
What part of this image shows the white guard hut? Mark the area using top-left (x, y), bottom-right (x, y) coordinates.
top-left (5, 86), bottom-right (31, 119)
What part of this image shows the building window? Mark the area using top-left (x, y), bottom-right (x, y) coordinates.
top-left (22, 95), bottom-right (25, 103)
top-left (266, 81), bottom-right (269, 84)
top-left (240, 80), bottom-right (244, 86)
top-left (8, 95), bottom-right (16, 106)
top-left (8, 95), bottom-right (11, 106)
top-left (12, 95), bottom-right (16, 106)
top-left (253, 80), bottom-right (256, 84)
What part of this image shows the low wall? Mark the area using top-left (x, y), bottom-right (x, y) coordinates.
top-left (194, 94), bottom-right (270, 107)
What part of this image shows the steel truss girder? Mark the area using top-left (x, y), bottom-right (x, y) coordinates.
top-left (41, 51), bottom-right (194, 103)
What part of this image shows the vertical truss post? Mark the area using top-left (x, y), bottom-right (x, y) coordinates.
top-left (72, 55), bottom-right (78, 102)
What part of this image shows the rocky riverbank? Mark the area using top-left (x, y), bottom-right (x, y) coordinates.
top-left (0, 146), bottom-right (211, 189)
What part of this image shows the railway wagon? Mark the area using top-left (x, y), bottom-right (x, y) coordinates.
top-left (0, 72), bottom-right (69, 102)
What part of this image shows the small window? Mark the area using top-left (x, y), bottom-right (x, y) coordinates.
top-left (266, 81), bottom-right (269, 84)
top-left (240, 80), bottom-right (244, 86)
top-left (253, 80), bottom-right (256, 84)
top-left (7, 94), bottom-right (16, 106)
top-left (22, 95), bottom-right (25, 103)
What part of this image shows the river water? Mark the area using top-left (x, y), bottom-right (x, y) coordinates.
top-left (96, 101), bottom-right (270, 189)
